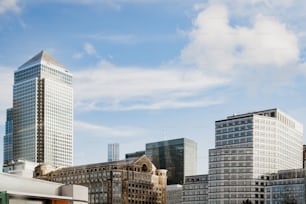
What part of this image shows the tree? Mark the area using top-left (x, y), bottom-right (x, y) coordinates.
top-left (283, 197), bottom-right (297, 204)
top-left (242, 199), bottom-right (252, 204)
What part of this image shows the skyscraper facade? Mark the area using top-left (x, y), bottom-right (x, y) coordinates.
top-left (146, 138), bottom-right (197, 185)
top-left (3, 108), bottom-right (13, 165)
top-left (11, 51), bottom-right (73, 167)
top-left (108, 143), bottom-right (119, 162)
top-left (208, 109), bottom-right (303, 204)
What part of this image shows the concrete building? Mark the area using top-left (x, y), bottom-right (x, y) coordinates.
top-left (34, 155), bottom-right (167, 204)
top-left (7, 51), bottom-right (73, 168)
top-left (108, 143), bottom-right (119, 162)
top-left (146, 138), bottom-right (197, 185)
top-left (265, 169), bottom-right (305, 204)
top-left (208, 109), bottom-right (303, 204)
top-left (0, 172), bottom-right (88, 204)
top-left (125, 150), bottom-right (145, 159)
top-left (183, 174), bottom-right (208, 204)
top-left (167, 184), bottom-right (182, 204)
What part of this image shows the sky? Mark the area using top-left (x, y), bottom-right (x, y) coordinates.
top-left (1, 0), bottom-right (306, 174)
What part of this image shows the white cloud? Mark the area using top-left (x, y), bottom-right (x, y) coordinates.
top-left (0, 0), bottom-right (19, 15)
top-left (74, 60), bottom-right (228, 111)
top-left (181, 4), bottom-right (299, 76)
top-left (73, 52), bottom-right (84, 59)
top-left (74, 120), bottom-right (147, 137)
top-left (84, 42), bottom-right (97, 55)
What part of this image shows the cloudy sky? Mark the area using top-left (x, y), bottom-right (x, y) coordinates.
top-left (1, 0), bottom-right (306, 173)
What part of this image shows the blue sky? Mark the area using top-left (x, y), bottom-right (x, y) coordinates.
top-left (1, 0), bottom-right (306, 173)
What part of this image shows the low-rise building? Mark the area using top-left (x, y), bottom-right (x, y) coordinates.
top-left (34, 155), bottom-right (167, 204)
top-left (265, 169), bottom-right (305, 204)
top-left (183, 174), bottom-right (208, 204)
top-left (167, 184), bottom-right (182, 204)
top-left (0, 172), bottom-right (88, 204)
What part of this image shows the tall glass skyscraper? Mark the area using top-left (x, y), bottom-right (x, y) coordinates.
top-left (11, 50), bottom-right (73, 167)
top-left (208, 109), bottom-right (303, 204)
top-left (108, 143), bottom-right (119, 162)
top-left (146, 138), bottom-right (198, 185)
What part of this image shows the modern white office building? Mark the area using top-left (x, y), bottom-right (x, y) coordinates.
top-left (208, 109), bottom-right (303, 204)
top-left (10, 50), bottom-right (73, 167)
top-left (108, 143), bottom-right (119, 162)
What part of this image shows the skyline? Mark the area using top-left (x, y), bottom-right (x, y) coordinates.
top-left (1, 0), bottom-right (306, 174)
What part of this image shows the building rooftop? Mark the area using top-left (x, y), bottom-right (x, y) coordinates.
top-left (18, 50), bottom-right (66, 71)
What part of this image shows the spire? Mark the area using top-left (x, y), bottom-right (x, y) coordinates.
top-left (18, 50), bottom-right (65, 70)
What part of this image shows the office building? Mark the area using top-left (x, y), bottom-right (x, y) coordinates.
top-left (265, 169), bottom-right (305, 204)
top-left (108, 143), bottom-right (119, 162)
top-left (10, 50), bottom-right (73, 167)
top-left (34, 155), bottom-right (167, 204)
top-left (125, 150), bottom-right (145, 159)
top-left (183, 174), bottom-right (208, 204)
top-left (146, 138), bottom-right (197, 185)
top-left (0, 172), bottom-right (88, 204)
top-left (3, 108), bottom-right (13, 166)
top-left (208, 109), bottom-right (303, 204)
top-left (167, 184), bottom-right (182, 204)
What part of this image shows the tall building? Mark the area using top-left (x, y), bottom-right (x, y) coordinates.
top-left (208, 109), bottom-right (303, 204)
top-left (3, 108), bottom-right (13, 166)
top-left (34, 155), bottom-right (167, 204)
top-left (10, 50), bottom-right (73, 167)
top-left (108, 143), bottom-right (119, 162)
top-left (146, 138), bottom-right (197, 185)
top-left (183, 174), bottom-right (208, 204)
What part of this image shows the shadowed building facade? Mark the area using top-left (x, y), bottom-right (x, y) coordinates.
top-left (146, 138), bottom-right (197, 185)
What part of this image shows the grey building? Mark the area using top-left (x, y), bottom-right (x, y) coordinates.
top-left (108, 143), bottom-right (119, 162)
top-left (0, 172), bottom-right (88, 204)
top-left (167, 184), bottom-right (182, 204)
top-left (183, 174), bottom-right (208, 204)
top-left (208, 109), bottom-right (303, 204)
top-left (8, 51), bottom-right (73, 168)
top-left (265, 169), bottom-right (305, 204)
top-left (146, 138), bottom-right (197, 185)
